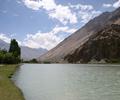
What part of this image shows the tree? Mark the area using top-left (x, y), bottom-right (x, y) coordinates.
top-left (30, 58), bottom-right (38, 63)
top-left (0, 51), bottom-right (4, 63)
top-left (0, 39), bottom-right (21, 64)
top-left (3, 53), bottom-right (14, 64)
top-left (9, 39), bottom-right (21, 58)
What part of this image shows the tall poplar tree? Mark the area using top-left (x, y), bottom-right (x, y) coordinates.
top-left (9, 39), bottom-right (21, 58)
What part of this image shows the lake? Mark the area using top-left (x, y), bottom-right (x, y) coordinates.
top-left (12, 64), bottom-right (120, 100)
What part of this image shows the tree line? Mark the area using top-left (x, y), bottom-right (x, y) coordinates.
top-left (0, 39), bottom-right (21, 64)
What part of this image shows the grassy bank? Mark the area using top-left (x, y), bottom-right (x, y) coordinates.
top-left (0, 65), bottom-right (25, 100)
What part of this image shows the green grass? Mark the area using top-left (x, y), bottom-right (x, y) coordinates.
top-left (0, 65), bottom-right (25, 100)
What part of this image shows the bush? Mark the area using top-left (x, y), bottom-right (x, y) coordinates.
top-left (23, 59), bottom-right (38, 63)
top-left (43, 61), bottom-right (51, 64)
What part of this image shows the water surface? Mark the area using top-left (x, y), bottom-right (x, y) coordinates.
top-left (13, 64), bottom-right (120, 100)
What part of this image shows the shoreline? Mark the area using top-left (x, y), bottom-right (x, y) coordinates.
top-left (0, 64), bottom-right (25, 100)
top-left (11, 64), bottom-right (25, 100)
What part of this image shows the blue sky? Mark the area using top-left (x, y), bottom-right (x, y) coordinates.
top-left (0, 0), bottom-right (119, 50)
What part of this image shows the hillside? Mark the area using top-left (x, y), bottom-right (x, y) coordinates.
top-left (38, 7), bottom-right (120, 63)
top-left (65, 24), bottom-right (120, 63)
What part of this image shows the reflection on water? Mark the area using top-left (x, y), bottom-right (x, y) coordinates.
top-left (12, 64), bottom-right (120, 100)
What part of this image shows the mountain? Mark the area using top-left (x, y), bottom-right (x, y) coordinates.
top-left (0, 39), bottom-right (9, 50)
top-left (38, 7), bottom-right (120, 63)
top-left (0, 39), bottom-right (47, 60)
top-left (65, 24), bottom-right (120, 63)
top-left (21, 46), bottom-right (47, 60)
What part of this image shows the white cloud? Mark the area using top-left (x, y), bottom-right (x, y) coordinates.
top-left (48, 5), bottom-right (77, 24)
top-left (69, 4), bottom-right (101, 23)
top-left (22, 0), bottom-right (78, 24)
top-left (0, 33), bottom-right (11, 43)
top-left (0, 33), bottom-right (21, 45)
top-left (19, 0), bottom-right (102, 50)
top-left (113, 0), bottom-right (120, 8)
top-left (22, 0), bottom-right (102, 25)
top-left (103, 0), bottom-right (120, 8)
top-left (41, 0), bottom-right (57, 11)
top-left (23, 32), bottom-right (61, 50)
top-left (23, 0), bottom-right (56, 10)
top-left (23, 0), bottom-right (42, 10)
top-left (23, 26), bottom-right (77, 50)
top-left (69, 3), bottom-right (93, 11)
top-left (52, 25), bottom-right (77, 35)
top-left (103, 4), bottom-right (112, 8)
top-left (78, 10), bottom-right (101, 23)
top-left (0, 27), bottom-right (77, 50)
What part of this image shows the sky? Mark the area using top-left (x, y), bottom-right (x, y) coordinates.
top-left (0, 0), bottom-right (120, 50)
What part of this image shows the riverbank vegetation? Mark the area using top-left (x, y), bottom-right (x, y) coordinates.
top-left (0, 65), bottom-right (24, 100)
top-left (23, 58), bottom-right (38, 63)
top-left (0, 39), bottom-right (21, 64)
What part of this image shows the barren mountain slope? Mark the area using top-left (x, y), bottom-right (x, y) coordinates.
top-left (38, 7), bottom-right (120, 63)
